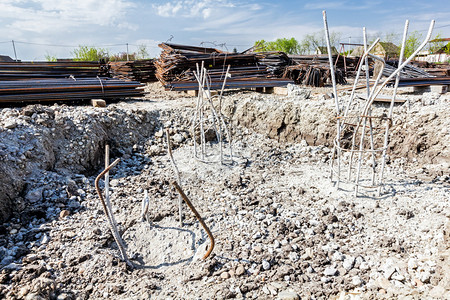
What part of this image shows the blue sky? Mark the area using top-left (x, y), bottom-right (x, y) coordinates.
top-left (0, 0), bottom-right (449, 60)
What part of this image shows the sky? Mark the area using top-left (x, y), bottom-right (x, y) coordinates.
top-left (0, 0), bottom-right (449, 61)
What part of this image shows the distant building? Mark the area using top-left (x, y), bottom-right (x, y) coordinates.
top-left (349, 42), bottom-right (399, 59)
top-left (315, 46), bottom-right (338, 55)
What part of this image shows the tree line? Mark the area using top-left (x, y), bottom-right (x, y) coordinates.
top-left (253, 31), bottom-right (449, 58)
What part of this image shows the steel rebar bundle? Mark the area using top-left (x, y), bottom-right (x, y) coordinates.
top-left (324, 10), bottom-right (435, 196)
top-left (0, 77), bottom-right (145, 103)
top-left (0, 61), bottom-right (108, 80)
top-left (191, 63), bottom-right (233, 164)
top-left (155, 43), bottom-right (294, 90)
top-left (108, 60), bottom-right (157, 83)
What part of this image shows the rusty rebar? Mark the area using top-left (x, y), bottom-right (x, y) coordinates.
top-left (166, 128), bottom-right (183, 226)
top-left (95, 158), bottom-right (131, 266)
top-left (171, 181), bottom-right (215, 260)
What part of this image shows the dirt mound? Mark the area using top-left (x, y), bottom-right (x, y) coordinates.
top-left (223, 91), bottom-right (336, 146)
top-left (222, 90), bottom-right (449, 177)
top-left (0, 102), bottom-right (159, 223)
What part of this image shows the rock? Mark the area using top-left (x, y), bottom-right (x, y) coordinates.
top-left (359, 261), bottom-right (370, 271)
top-left (408, 258), bottom-right (418, 270)
top-left (429, 286), bottom-right (446, 298)
top-left (377, 277), bottom-right (392, 290)
top-left (343, 257), bottom-right (355, 270)
top-left (59, 210), bottom-right (70, 219)
top-left (277, 290), bottom-right (300, 300)
top-left (236, 265), bottom-right (245, 276)
top-left (262, 285), bottom-right (271, 295)
top-left (288, 252), bottom-right (299, 262)
top-left (332, 251), bottom-right (344, 261)
top-left (253, 245), bottom-right (262, 252)
top-left (252, 232), bottom-right (262, 239)
top-left (262, 260), bottom-right (271, 270)
top-left (303, 248), bottom-right (313, 260)
top-left (324, 266), bottom-right (337, 276)
top-left (172, 133), bottom-right (184, 143)
top-left (4, 120), bottom-right (17, 129)
top-left (220, 271), bottom-right (230, 279)
top-left (418, 270), bottom-right (431, 283)
top-left (391, 272), bottom-right (405, 282)
top-left (352, 275), bottom-right (362, 286)
top-left (381, 259), bottom-right (397, 279)
top-left (155, 130), bottom-right (164, 138)
top-left (57, 293), bottom-right (72, 300)
top-left (41, 234), bottom-right (50, 244)
top-left (25, 188), bottom-right (43, 203)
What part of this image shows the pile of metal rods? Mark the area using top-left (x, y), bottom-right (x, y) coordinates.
top-left (0, 61), bottom-right (108, 80)
top-left (383, 60), bottom-right (434, 78)
top-left (395, 77), bottom-right (450, 87)
top-left (108, 59), bottom-right (158, 83)
top-left (283, 64), bottom-right (347, 86)
top-left (323, 10), bottom-right (435, 196)
top-left (155, 43), bottom-right (293, 90)
top-left (0, 77), bottom-right (144, 103)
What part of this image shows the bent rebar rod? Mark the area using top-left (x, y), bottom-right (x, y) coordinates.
top-left (322, 10), bottom-right (339, 114)
top-left (95, 158), bottom-right (131, 266)
top-left (362, 20), bottom-right (434, 117)
top-left (171, 181), bottom-right (215, 260)
top-left (166, 128), bottom-right (183, 226)
top-left (104, 145), bottom-right (121, 243)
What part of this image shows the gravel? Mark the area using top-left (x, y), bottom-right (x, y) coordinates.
top-left (0, 83), bottom-right (449, 299)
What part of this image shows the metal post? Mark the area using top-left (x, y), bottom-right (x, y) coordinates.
top-left (126, 43), bottom-right (129, 61)
top-left (12, 40), bottom-right (18, 62)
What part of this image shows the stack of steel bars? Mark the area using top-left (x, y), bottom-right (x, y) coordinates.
top-left (383, 60), bottom-right (434, 78)
top-left (108, 59), bottom-right (158, 83)
top-left (0, 78), bottom-right (144, 103)
top-left (394, 77), bottom-right (450, 87)
top-left (0, 61), bottom-right (108, 80)
top-left (154, 43), bottom-right (294, 90)
top-left (284, 55), bottom-right (351, 86)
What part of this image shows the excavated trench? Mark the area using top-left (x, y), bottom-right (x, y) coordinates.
top-left (1, 88), bottom-right (449, 223)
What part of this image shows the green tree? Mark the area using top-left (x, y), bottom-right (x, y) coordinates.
top-left (45, 52), bottom-right (57, 62)
top-left (300, 30), bottom-right (342, 54)
top-left (253, 37), bottom-right (302, 54)
top-left (403, 31), bottom-right (422, 58)
top-left (136, 44), bottom-right (149, 60)
top-left (429, 33), bottom-right (446, 54)
top-left (72, 45), bottom-right (108, 61)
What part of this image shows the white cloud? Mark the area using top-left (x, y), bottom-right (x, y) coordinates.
top-left (0, 0), bottom-right (136, 34)
top-left (153, 0), bottom-right (256, 19)
top-left (304, 1), bottom-right (346, 10)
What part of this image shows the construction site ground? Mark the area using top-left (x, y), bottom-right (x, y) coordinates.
top-left (0, 83), bottom-right (449, 299)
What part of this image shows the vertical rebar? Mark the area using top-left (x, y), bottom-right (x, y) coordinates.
top-left (323, 10), bottom-right (341, 187)
top-left (12, 40), bottom-right (18, 62)
top-left (378, 20), bottom-right (409, 196)
top-left (166, 128), bottom-right (183, 226)
top-left (95, 159), bottom-right (130, 266)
